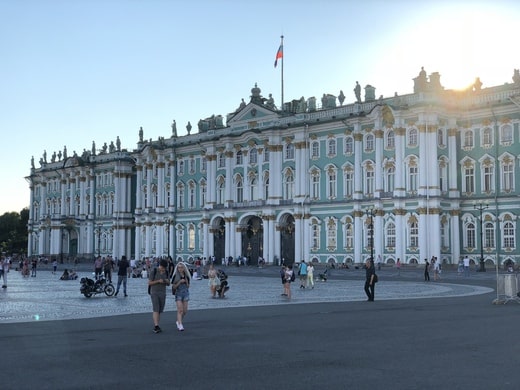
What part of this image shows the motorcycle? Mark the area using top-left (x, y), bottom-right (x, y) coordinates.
top-left (80, 275), bottom-right (115, 298)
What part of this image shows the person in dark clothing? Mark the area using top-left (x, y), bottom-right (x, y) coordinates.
top-left (115, 255), bottom-right (130, 297)
top-left (103, 257), bottom-right (114, 283)
top-left (364, 258), bottom-right (376, 302)
top-left (424, 259), bottom-right (430, 281)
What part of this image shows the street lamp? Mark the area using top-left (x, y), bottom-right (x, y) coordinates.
top-left (366, 207), bottom-right (375, 262)
top-left (473, 200), bottom-right (489, 272)
top-left (97, 223), bottom-right (102, 257)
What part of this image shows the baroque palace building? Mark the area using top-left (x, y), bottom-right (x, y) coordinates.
top-left (26, 68), bottom-right (520, 267)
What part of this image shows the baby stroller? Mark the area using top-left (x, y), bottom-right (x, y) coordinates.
top-left (215, 269), bottom-right (230, 298)
top-left (318, 268), bottom-right (328, 282)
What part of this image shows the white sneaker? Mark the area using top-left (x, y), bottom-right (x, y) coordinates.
top-left (178, 323), bottom-right (184, 331)
top-left (176, 321), bottom-right (180, 330)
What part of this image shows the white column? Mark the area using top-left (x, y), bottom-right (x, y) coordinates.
top-left (374, 130), bottom-right (384, 197)
top-left (135, 165), bottom-right (143, 212)
top-left (353, 130), bottom-right (363, 200)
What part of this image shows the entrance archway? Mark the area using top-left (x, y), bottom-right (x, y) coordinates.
top-left (212, 217), bottom-right (226, 264)
top-left (241, 216), bottom-right (263, 265)
top-left (280, 214), bottom-right (295, 265)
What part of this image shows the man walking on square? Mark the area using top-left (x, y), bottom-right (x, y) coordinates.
top-left (115, 255), bottom-right (130, 297)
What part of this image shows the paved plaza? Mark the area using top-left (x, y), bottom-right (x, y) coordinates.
top-left (0, 265), bottom-right (494, 323)
top-left (2, 265), bottom-right (519, 390)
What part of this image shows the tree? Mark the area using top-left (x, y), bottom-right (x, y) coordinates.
top-left (0, 209), bottom-right (29, 255)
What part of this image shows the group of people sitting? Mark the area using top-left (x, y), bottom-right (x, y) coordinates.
top-left (59, 269), bottom-right (78, 280)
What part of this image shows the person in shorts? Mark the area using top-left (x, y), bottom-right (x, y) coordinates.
top-left (148, 259), bottom-right (170, 334)
top-left (171, 262), bottom-right (191, 331)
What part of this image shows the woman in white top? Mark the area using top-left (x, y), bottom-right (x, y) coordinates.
top-left (306, 262), bottom-right (314, 289)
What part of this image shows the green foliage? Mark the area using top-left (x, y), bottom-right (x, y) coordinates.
top-left (0, 209), bottom-right (29, 254)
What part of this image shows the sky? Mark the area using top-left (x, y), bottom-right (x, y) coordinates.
top-left (1, 0), bottom-right (519, 215)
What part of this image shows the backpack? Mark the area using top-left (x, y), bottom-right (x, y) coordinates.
top-left (373, 274), bottom-right (378, 283)
top-left (290, 270), bottom-right (296, 282)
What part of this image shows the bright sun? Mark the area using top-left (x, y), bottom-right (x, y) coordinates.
top-left (374, 3), bottom-right (520, 95)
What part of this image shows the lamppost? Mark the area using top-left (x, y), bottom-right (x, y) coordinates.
top-left (366, 207), bottom-right (375, 262)
top-left (473, 200), bottom-right (489, 272)
top-left (97, 223), bottom-right (102, 257)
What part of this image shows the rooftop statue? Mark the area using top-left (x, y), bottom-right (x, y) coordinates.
top-left (338, 90), bottom-right (345, 106)
top-left (31, 156), bottom-right (35, 169)
top-left (91, 141), bottom-right (96, 155)
top-left (57, 150), bottom-right (62, 160)
top-left (139, 126), bottom-right (144, 142)
top-left (63, 146), bottom-right (67, 159)
top-left (513, 69), bottom-right (520, 85)
top-left (354, 81), bottom-right (361, 103)
top-left (473, 77), bottom-right (482, 91)
top-left (186, 121), bottom-right (192, 135)
top-left (116, 136), bottom-right (121, 151)
top-left (51, 152), bottom-right (56, 163)
top-left (266, 93), bottom-right (275, 109)
top-left (171, 120), bottom-right (177, 137)
top-left (43, 150), bottom-right (47, 163)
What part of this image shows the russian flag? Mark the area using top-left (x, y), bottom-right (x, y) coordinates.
top-left (274, 44), bottom-right (283, 68)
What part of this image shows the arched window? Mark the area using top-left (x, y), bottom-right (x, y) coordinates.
top-left (283, 169), bottom-right (294, 199)
top-left (236, 150), bottom-right (243, 165)
top-left (345, 136), bottom-right (353, 154)
top-left (465, 222), bottom-right (476, 249)
top-left (235, 175), bottom-right (243, 203)
top-left (311, 141), bottom-right (319, 158)
top-left (501, 124), bottom-right (513, 144)
top-left (249, 148), bottom-right (258, 164)
top-left (344, 222), bottom-right (353, 249)
top-left (482, 127), bottom-right (493, 147)
top-left (188, 224), bottom-right (195, 251)
top-left (409, 221), bottom-right (418, 248)
top-left (386, 222), bottom-right (396, 248)
top-left (311, 169), bottom-right (320, 199)
top-left (503, 221), bottom-right (515, 248)
top-left (408, 128), bottom-right (418, 146)
top-left (387, 130), bottom-right (395, 149)
top-left (328, 139), bottom-right (336, 156)
top-left (484, 221), bottom-right (495, 248)
top-left (464, 129), bottom-right (474, 148)
top-left (365, 134), bottom-right (374, 151)
top-left (343, 167), bottom-right (353, 198)
top-left (217, 177), bottom-right (225, 204)
top-left (285, 143), bottom-right (294, 160)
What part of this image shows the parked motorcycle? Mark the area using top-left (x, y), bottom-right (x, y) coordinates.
top-left (80, 275), bottom-right (115, 298)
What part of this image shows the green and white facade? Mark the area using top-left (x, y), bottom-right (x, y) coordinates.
top-left (26, 69), bottom-right (520, 266)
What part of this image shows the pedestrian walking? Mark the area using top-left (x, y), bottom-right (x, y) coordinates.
top-left (396, 258), bottom-right (401, 276)
top-left (52, 259), bottom-right (58, 274)
top-left (298, 260), bottom-right (307, 289)
top-left (115, 255), bottom-right (130, 297)
top-left (171, 262), bottom-right (191, 331)
top-left (103, 256), bottom-right (114, 283)
top-left (284, 264), bottom-right (294, 299)
top-left (364, 258), bottom-right (376, 302)
top-left (148, 259), bottom-right (170, 333)
top-left (0, 256), bottom-right (10, 288)
top-left (31, 259), bottom-right (37, 277)
top-left (94, 256), bottom-right (103, 279)
top-left (307, 261), bottom-right (314, 289)
top-left (424, 258), bottom-right (430, 281)
top-left (463, 255), bottom-right (470, 277)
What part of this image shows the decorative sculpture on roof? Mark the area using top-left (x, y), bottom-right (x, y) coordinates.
top-left (354, 81), bottom-right (361, 103)
top-left (57, 150), bottom-right (62, 160)
top-left (109, 141), bottom-right (115, 153)
top-left (116, 136), bottom-right (121, 151)
top-left (513, 69), bottom-right (520, 85)
top-left (338, 90), bottom-right (345, 106)
top-left (171, 120), bottom-right (177, 137)
top-left (473, 77), bottom-right (482, 91)
top-left (31, 156), bottom-right (35, 169)
top-left (63, 146), bottom-right (68, 159)
top-left (186, 121), bottom-right (192, 135)
top-left (102, 143), bottom-right (107, 153)
top-left (139, 126), bottom-right (144, 142)
top-left (92, 141), bottom-right (96, 155)
top-left (43, 150), bottom-right (47, 164)
top-left (51, 152), bottom-right (56, 163)
top-left (266, 93), bottom-right (275, 109)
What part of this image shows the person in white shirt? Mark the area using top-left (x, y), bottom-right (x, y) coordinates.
top-left (463, 256), bottom-right (470, 277)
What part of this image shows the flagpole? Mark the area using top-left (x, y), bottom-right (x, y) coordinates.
top-left (280, 35), bottom-right (284, 111)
